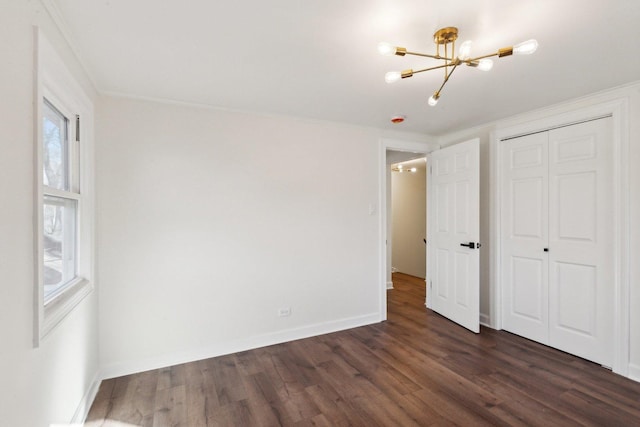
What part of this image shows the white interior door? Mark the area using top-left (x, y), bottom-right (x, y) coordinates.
top-left (547, 118), bottom-right (613, 366)
top-left (501, 132), bottom-right (549, 343)
top-left (427, 139), bottom-right (480, 333)
top-left (501, 117), bottom-right (613, 366)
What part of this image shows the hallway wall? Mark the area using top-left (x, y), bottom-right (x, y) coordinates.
top-left (391, 163), bottom-right (426, 278)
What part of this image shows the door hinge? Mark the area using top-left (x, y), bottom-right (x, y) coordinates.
top-left (75, 115), bottom-right (80, 142)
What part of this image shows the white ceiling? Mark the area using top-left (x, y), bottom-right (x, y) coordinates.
top-left (51, 0), bottom-right (640, 135)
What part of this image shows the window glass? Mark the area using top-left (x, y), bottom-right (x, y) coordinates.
top-left (43, 195), bottom-right (77, 300)
top-left (43, 99), bottom-right (69, 191)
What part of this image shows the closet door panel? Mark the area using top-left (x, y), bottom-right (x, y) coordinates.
top-left (501, 132), bottom-right (549, 343)
top-left (548, 117), bottom-right (613, 366)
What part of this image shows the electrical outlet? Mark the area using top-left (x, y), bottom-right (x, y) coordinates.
top-left (278, 307), bottom-right (291, 317)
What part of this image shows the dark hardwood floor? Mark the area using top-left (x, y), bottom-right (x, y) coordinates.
top-left (85, 273), bottom-right (640, 426)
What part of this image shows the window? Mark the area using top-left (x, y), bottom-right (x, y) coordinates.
top-left (35, 30), bottom-right (94, 345)
top-left (42, 99), bottom-right (80, 301)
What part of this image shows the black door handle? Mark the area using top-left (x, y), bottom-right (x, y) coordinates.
top-left (460, 242), bottom-right (480, 249)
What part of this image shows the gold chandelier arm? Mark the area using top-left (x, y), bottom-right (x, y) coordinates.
top-left (404, 50), bottom-right (455, 61)
top-left (410, 61), bottom-right (457, 75)
top-left (465, 51), bottom-right (500, 63)
top-left (434, 62), bottom-right (459, 98)
top-left (403, 49), bottom-right (505, 66)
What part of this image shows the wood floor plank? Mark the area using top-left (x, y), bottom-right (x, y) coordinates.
top-left (477, 373), bottom-right (580, 426)
top-left (209, 355), bottom-right (248, 406)
top-left (184, 361), bottom-right (209, 426)
top-left (83, 398), bottom-right (113, 427)
top-left (303, 383), bottom-right (368, 427)
top-left (314, 357), bottom-right (382, 401)
top-left (92, 377), bottom-right (116, 402)
top-left (280, 390), bottom-right (321, 423)
top-left (409, 386), bottom-right (499, 427)
top-left (153, 384), bottom-right (187, 427)
top-left (350, 392), bottom-right (421, 427)
top-left (85, 272), bottom-right (640, 426)
top-left (559, 387), bottom-right (640, 426)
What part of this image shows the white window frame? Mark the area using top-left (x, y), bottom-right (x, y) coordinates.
top-left (34, 28), bottom-right (95, 346)
top-left (42, 96), bottom-right (80, 300)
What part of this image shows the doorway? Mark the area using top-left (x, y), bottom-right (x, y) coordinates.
top-left (389, 157), bottom-right (427, 284)
top-left (380, 145), bottom-right (431, 320)
top-left (385, 150), bottom-right (428, 292)
top-left (381, 139), bottom-right (482, 333)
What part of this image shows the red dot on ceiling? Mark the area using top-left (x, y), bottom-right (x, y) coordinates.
top-left (391, 115), bottom-right (405, 124)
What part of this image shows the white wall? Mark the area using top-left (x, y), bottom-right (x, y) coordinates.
top-left (0, 2), bottom-right (99, 426)
top-left (438, 82), bottom-right (640, 379)
top-left (96, 96), bottom-right (430, 377)
top-left (391, 167), bottom-right (426, 278)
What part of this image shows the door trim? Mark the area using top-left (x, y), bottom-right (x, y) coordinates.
top-left (490, 98), bottom-right (630, 376)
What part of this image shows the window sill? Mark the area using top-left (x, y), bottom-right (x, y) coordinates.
top-left (40, 277), bottom-right (93, 341)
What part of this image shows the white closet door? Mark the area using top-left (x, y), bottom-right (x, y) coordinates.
top-left (548, 118), bottom-right (613, 366)
top-left (501, 132), bottom-right (549, 344)
top-left (501, 117), bottom-right (613, 366)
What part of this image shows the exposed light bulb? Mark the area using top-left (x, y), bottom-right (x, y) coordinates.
top-left (477, 59), bottom-right (494, 71)
top-left (385, 71), bottom-right (402, 83)
top-left (410, 167), bottom-right (417, 173)
top-left (378, 42), bottom-right (396, 56)
top-left (397, 164), bottom-right (403, 169)
top-left (458, 40), bottom-right (472, 60)
top-left (428, 95), bottom-right (439, 106)
top-left (513, 39), bottom-right (538, 55)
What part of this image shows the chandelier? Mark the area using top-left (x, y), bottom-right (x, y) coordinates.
top-left (392, 164), bottom-right (417, 173)
top-left (378, 27), bottom-right (538, 106)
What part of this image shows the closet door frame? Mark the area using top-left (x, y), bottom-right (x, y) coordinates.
top-left (490, 98), bottom-right (629, 377)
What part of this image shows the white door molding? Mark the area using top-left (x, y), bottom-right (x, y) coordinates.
top-left (490, 98), bottom-right (630, 376)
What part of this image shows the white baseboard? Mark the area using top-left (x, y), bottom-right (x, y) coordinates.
top-left (479, 313), bottom-right (491, 328)
top-left (70, 371), bottom-right (101, 424)
top-left (99, 312), bottom-right (381, 380)
top-left (629, 363), bottom-right (640, 383)
top-left (387, 281), bottom-right (394, 289)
